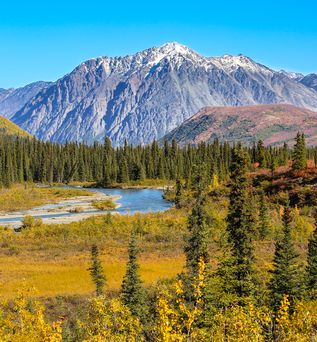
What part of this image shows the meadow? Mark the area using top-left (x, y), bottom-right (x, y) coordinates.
top-left (0, 208), bottom-right (187, 299)
top-left (0, 186), bottom-right (313, 300)
top-left (0, 184), bottom-right (92, 212)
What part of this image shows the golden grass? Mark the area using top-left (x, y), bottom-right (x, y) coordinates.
top-left (0, 116), bottom-right (31, 137)
top-left (0, 185), bottom-right (92, 212)
top-left (0, 188), bottom-right (312, 301)
top-left (0, 254), bottom-right (184, 299)
top-left (0, 207), bottom-right (187, 299)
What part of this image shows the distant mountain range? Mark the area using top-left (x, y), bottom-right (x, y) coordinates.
top-left (0, 81), bottom-right (51, 119)
top-left (163, 104), bottom-right (317, 146)
top-left (1, 42), bottom-right (317, 146)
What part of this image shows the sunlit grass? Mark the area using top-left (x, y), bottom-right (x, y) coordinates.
top-left (0, 184), bottom-right (92, 212)
top-left (0, 188), bottom-right (312, 301)
top-left (0, 254), bottom-right (184, 299)
top-left (0, 208), bottom-right (187, 298)
top-left (0, 116), bottom-right (31, 137)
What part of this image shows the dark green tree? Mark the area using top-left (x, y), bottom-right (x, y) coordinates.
top-left (184, 194), bottom-right (210, 276)
top-left (306, 211), bottom-right (317, 299)
top-left (88, 244), bottom-right (106, 296)
top-left (121, 231), bottom-right (144, 318)
top-left (292, 132), bottom-right (307, 170)
top-left (224, 147), bottom-right (255, 300)
top-left (174, 178), bottom-right (183, 209)
top-left (269, 201), bottom-right (302, 310)
top-left (258, 192), bottom-right (271, 240)
top-left (256, 140), bottom-right (267, 168)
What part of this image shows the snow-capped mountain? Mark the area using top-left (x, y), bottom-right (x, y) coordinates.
top-left (279, 70), bottom-right (304, 81)
top-left (0, 81), bottom-right (51, 119)
top-left (8, 42), bottom-right (317, 145)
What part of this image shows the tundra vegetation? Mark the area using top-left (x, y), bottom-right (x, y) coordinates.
top-left (0, 132), bottom-right (317, 340)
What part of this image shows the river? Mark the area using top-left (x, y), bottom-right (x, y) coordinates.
top-left (0, 187), bottom-right (172, 228)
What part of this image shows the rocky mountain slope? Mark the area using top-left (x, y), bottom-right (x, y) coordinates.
top-left (6, 43), bottom-right (317, 145)
top-left (0, 81), bottom-right (50, 119)
top-left (300, 74), bottom-right (317, 92)
top-left (163, 104), bottom-right (317, 146)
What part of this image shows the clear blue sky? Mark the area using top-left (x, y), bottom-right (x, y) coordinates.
top-left (1, 0), bottom-right (316, 88)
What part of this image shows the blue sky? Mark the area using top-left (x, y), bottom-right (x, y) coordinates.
top-left (1, 0), bottom-right (316, 88)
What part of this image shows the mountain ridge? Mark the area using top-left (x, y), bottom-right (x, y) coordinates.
top-left (3, 42), bottom-right (317, 145)
top-left (0, 81), bottom-right (51, 119)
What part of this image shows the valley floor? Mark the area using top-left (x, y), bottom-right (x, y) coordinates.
top-left (0, 207), bottom-right (186, 299)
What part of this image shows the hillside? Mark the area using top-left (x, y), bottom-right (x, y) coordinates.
top-left (6, 43), bottom-right (317, 145)
top-left (163, 104), bottom-right (317, 146)
top-left (0, 115), bottom-right (31, 137)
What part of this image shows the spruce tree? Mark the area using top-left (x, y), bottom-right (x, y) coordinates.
top-left (256, 140), bottom-right (267, 168)
top-left (225, 147), bottom-right (255, 300)
top-left (269, 201), bottom-right (302, 310)
top-left (174, 178), bottom-right (183, 209)
top-left (121, 231), bottom-right (144, 318)
top-left (258, 192), bottom-right (271, 240)
top-left (306, 212), bottom-right (317, 299)
top-left (89, 244), bottom-right (106, 296)
top-left (184, 193), bottom-right (210, 276)
top-left (292, 132), bottom-right (307, 170)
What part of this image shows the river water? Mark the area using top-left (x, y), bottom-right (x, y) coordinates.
top-left (0, 188), bottom-right (172, 227)
top-left (94, 188), bottom-right (172, 214)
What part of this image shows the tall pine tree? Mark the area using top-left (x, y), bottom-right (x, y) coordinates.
top-left (89, 244), bottom-right (106, 296)
top-left (292, 132), bottom-right (307, 170)
top-left (174, 178), bottom-right (183, 209)
top-left (184, 193), bottom-right (210, 276)
top-left (306, 211), bottom-right (317, 299)
top-left (258, 192), bottom-right (271, 240)
top-left (121, 231), bottom-right (144, 318)
top-left (224, 146), bottom-right (255, 301)
top-left (269, 201), bottom-right (302, 310)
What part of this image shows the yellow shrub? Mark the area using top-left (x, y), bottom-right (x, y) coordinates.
top-left (78, 297), bottom-right (143, 341)
top-left (275, 295), bottom-right (317, 341)
top-left (0, 290), bottom-right (62, 342)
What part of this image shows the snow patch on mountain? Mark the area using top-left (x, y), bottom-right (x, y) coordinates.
top-left (8, 42), bottom-right (317, 146)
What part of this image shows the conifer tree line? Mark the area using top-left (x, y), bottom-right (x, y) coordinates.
top-left (0, 132), bottom-right (313, 188)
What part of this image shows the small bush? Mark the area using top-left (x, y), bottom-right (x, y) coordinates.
top-left (69, 207), bottom-right (84, 213)
top-left (93, 200), bottom-right (116, 211)
top-left (21, 215), bottom-right (43, 229)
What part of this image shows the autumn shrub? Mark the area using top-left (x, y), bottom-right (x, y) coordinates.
top-left (0, 290), bottom-right (62, 341)
top-left (77, 297), bottom-right (143, 341)
top-left (92, 199), bottom-right (117, 210)
top-left (21, 215), bottom-right (43, 229)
